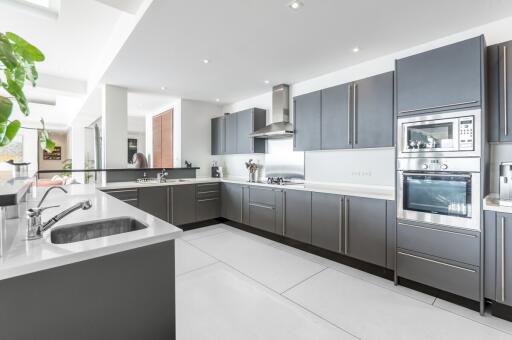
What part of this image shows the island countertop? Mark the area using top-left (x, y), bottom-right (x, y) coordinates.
top-left (0, 184), bottom-right (182, 281)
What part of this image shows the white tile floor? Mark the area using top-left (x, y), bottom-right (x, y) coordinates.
top-left (176, 224), bottom-right (512, 340)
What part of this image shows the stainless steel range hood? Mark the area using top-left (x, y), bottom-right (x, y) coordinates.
top-left (249, 84), bottom-right (293, 139)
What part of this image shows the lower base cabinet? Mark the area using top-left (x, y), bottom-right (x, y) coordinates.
top-left (311, 192), bottom-right (343, 253)
top-left (138, 187), bottom-right (168, 221)
top-left (222, 183), bottom-right (243, 223)
top-left (170, 184), bottom-right (197, 225)
top-left (346, 196), bottom-right (387, 267)
top-left (284, 190), bottom-right (312, 243)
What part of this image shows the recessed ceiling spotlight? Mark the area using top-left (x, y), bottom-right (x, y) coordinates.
top-left (288, 0), bottom-right (304, 10)
top-left (264, 80), bottom-right (270, 84)
top-left (203, 59), bottom-right (210, 64)
top-left (160, 86), bottom-right (167, 90)
top-left (215, 98), bottom-right (220, 102)
top-left (352, 47), bottom-right (360, 53)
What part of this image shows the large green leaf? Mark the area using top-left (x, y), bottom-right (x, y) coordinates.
top-left (5, 32), bottom-right (44, 62)
top-left (0, 96), bottom-right (13, 122)
top-left (39, 119), bottom-right (55, 152)
top-left (4, 78), bottom-right (29, 115)
top-left (0, 119), bottom-right (20, 146)
top-left (0, 34), bottom-right (18, 69)
top-left (23, 60), bottom-right (38, 86)
top-left (4, 65), bottom-right (26, 88)
top-left (0, 121), bottom-right (7, 142)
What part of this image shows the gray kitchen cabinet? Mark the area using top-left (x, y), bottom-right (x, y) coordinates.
top-left (484, 211), bottom-right (497, 300)
top-left (396, 36), bottom-right (484, 115)
top-left (321, 84), bottom-right (352, 150)
top-left (487, 41), bottom-right (512, 142)
top-left (102, 188), bottom-right (138, 207)
top-left (293, 91), bottom-right (321, 151)
top-left (138, 186), bottom-right (168, 221)
top-left (196, 183), bottom-right (221, 221)
top-left (224, 113), bottom-right (237, 154)
top-left (248, 187), bottom-right (276, 233)
top-left (284, 190), bottom-right (312, 243)
top-left (222, 183), bottom-right (243, 223)
top-left (242, 185), bottom-right (250, 225)
top-left (496, 212), bottom-right (512, 306)
top-left (236, 108), bottom-right (267, 154)
top-left (346, 196), bottom-right (386, 267)
top-left (170, 184), bottom-right (196, 225)
top-left (354, 72), bottom-right (394, 148)
top-left (211, 116), bottom-right (225, 155)
top-left (386, 201), bottom-right (396, 270)
top-left (274, 189), bottom-right (284, 235)
top-left (311, 192), bottom-right (343, 253)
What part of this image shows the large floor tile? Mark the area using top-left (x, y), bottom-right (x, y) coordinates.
top-left (285, 269), bottom-right (512, 340)
top-left (175, 239), bottom-right (217, 276)
top-left (188, 231), bottom-right (326, 293)
top-left (180, 224), bottom-right (228, 241)
top-left (434, 298), bottom-right (512, 336)
top-left (176, 263), bottom-right (355, 340)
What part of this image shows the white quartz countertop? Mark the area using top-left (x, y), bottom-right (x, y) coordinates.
top-left (98, 177), bottom-right (395, 201)
top-left (0, 184), bottom-right (182, 281)
top-left (484, 194), bottom-right (512, 214)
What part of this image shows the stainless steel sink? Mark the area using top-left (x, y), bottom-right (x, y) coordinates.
top-left (50, 217), bottom-right (147, 244)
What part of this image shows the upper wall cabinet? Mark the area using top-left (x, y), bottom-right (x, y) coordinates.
top-left (294, 71), bottom-right (394, 151)
top-left (487, 41), bottom-right (512, 143)
top-left (211, 108), bottom-right (266, 155)
top-left (396, 36), bottom-right (484, 116)
top-left (293, 90), bottom-right (322, 151)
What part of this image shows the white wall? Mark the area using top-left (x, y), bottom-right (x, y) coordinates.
top-left (180, 99), bottom-right (222, 177)
top-left (102, 84), bottom-right (128, 168)
top-left (222, 16), bottom-right (512, 187)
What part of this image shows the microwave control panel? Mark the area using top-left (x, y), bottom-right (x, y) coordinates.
top-left (459, 116), bottom-right (474, 150)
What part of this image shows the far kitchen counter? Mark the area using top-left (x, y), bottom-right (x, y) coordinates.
top-left (483, 194), bottom-right (512, 214)
top-left (98, 177), bottom-right (395, 201)
top-left (0, 184), bottom-right (182, 281)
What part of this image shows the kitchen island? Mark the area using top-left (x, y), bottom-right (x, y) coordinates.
top-left (0, 184), bottom-right (182, 340)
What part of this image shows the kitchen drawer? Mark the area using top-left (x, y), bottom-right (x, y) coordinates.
top-left (397, 222), bottom-right (480, 266)
top-left (249, 187), bottom-right (275, 206)
top-left (122, 198), bottom-right (138, 207)
top-left (103, 189), bottom-right (138, 201)
top-left (397, 250), bottom-right (479, 300)
top-left (197, 197), bottom-right (220, 221)
top-left (249, 203), bottom-right (276, 233)
top-left (196, 183), bottom-right (220, 193)
top-left (197, 190), bottom-right (220, 199)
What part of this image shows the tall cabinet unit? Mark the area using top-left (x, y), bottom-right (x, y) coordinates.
top-left (396, 35), bottom-right (484, 116)
top-left (487, 40), bottom-right (512, 142)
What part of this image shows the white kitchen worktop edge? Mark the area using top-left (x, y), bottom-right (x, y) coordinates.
top-left (98, 177), bottom-right (395, 201)
top-left (483, 194), bottom-right (512, 214)
top-left (0, 184), bottom-right (182, 281)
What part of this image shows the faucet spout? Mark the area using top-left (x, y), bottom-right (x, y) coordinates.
top-left (37, 186), bottom-right (68, 208)
top-left (38, 200), bottom-right (92, 235)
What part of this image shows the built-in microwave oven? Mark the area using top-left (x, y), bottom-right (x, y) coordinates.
top-left (397, 109), bottom-right (481, 158)
top-left (397, 157), bottom-right (481, 231)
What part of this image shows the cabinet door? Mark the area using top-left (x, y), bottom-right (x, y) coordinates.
top-left (321, 84), bottom-right (352, 150)
top-left (225, 114), bottom-right (237, 154)
top-left (197, 197), bottom-right (220, 221)
top-left (284, 190), bottom-right (312, 243)
top-left (498, 42), bottom-right (512, 142)
top-left (346, 196), bottom-right (386, 267)
top-left (396, 36), bottom-right (483, 115)
top-left (311, 192), bottom-right (343, 253)
top-left (152, 115), bottom-right (162, 167)
top-left (386, 201), bottom-right (396, 270)
top-left (484, 211), bottom-right (497, 300)
top-left (138, 187), bottom-right (167, 221)
top-left (211, 117), bottom-right (225, 155)
top-left (237, 109), bottom-right (254, 154)
top-left (496, 213), bottom-right (512, 306)
top-left (293, 91), bottom-right (321, 151)
top-left (487, 44), bottom-right (501, 143)
top-left (171, 185), bottom-right (196, 225)
top-left (222, 183), bottom-right (242, 223)
top-left (354, 72), bottom-right (394, 148)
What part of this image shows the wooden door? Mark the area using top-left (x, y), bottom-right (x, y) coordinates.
top-left (152, 109), bottom-right (173, 167)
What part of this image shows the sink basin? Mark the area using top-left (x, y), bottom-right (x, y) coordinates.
top-left (50, 217), bottom-right (147, 244)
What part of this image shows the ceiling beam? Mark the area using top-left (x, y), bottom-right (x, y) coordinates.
top-left (37, 74), bottom-right (87, 96)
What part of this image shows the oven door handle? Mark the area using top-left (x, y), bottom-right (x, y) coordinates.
top-left (402, 172), bottom-right (472, 178)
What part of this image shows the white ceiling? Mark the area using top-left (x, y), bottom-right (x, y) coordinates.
top-left (102, 0), bottom-right (512, 104)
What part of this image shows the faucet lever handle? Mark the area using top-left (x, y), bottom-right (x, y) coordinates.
top-left (27, 205), bottom-right (60, 217)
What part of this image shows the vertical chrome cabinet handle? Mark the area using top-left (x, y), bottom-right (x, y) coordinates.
top-left (347, 84), bottom-right (352, 144)
top-left (502, 216), bottom-right (506, 302)
top-left (171, 187), bottom-right (174, 224)
top-left (353, 83), bottom-right (358, 144)
top-left (504, 45), bottom-right (509, 136)
top-left (338, 198), bottom-right (343, 253)
top-left (344, 197), bottom-right (349, 254)
top-left (283, 191), bottom-right (287, 236)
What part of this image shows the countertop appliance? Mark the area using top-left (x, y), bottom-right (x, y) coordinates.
top-left (397, 109), bottom-right (481, 158)
top-left (500, 162), bottom-right (512, 206)
top-left (397, 157), bottom-right (481, 230)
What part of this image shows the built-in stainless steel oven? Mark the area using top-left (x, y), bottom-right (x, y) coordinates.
top-left (397, 109), bottom-right (481, 158)
top-left (397, 157), bottom-right (481, 231)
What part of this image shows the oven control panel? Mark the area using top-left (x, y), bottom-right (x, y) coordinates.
top-left (459, 116), bottom-right (474, 150)
top-left (421, 159), bottom-right (448, 171)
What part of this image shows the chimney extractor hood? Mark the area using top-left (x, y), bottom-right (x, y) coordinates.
top-left (249, 84), bottom-right (293, 138)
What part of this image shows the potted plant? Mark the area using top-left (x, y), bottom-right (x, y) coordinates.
top-left (0, 32), bottom-right (54, 151)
